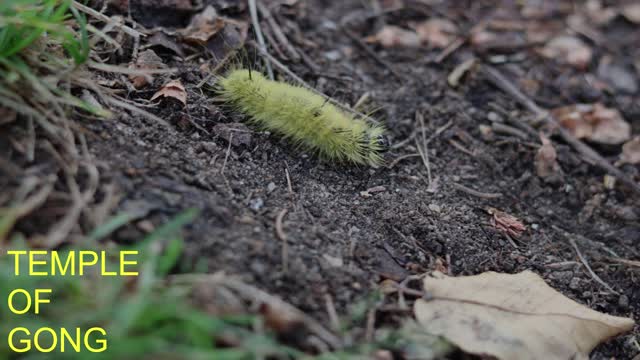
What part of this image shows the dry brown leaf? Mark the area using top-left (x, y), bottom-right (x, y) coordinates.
top-left (553, 103), bottom-right (631, 145)
top-left (365, 25), bottom-right (420, 48)
top-left (415, 271), bottom-right (635, 360)
top-left (180, 6), bottom-right (225, 45)
top-left (151, 79), bottom-right (187, 105)
top-left (535, 135), bottom-right (563, 182)
top-left (621, 3), bottom-right (640, 24)
top-left (487, 207), bottom-right (526, 238)
top-left (619, 136), bottom-right (640, 165)
top-left (412, 18), bottom-right (457, 48)
top-left (128, 49), bottom-right (167, 89)
top-left (540, 35), bottom-right (592, 69)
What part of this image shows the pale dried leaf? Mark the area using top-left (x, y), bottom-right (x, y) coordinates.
top-left (541, 35), bottom-right (592, 69)
top-left (412, 18), bottom-right (457, 48)
top-left (535, 135), bottom-right (562, 181)
top-left (415, 271), bottom-right (635, 360)
top-left (621, 3), bottom-right (640, 24)
top-left (151, 79), bottom-right (187, 105)
top-left (180, 6), bottom-right (225, 45)
top-left (365, 25), bottom-right (420, 48)
top-left (619, 136), bottom-right (640, 165)
top-left (553, 103), bottom-right (631, 145)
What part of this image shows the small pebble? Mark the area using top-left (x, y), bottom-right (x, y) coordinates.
top-left (267, 182), bottom-right (277, 193)
top-left (249, 198), bottom-right (264, 211)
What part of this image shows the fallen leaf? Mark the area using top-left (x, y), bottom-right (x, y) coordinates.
top-left (535, 134), bottom-right (563, 183)
top-left (619, 136), bottom-right (640, 165)
top-left (128, 49), bottom-right (167, 89)
top-left (621, 3), bottom-right (640, 24)
top-left (151, 79), bottom-right (187, 105)
top-left (180, 6), bottom-right (225, 45)
top-left (487, 207), bottom-right (526, 238)
top-left (365, 25), bottom-right (420, 48)
top-left (148, 31), bottom-right (185, 57)
top-left (415, 271), bottom-right (635, 360)
top-left (412, 18), bottom-right (457, 48)
top-left (552, 103), bottom-right (631, 145)
top-left (540, 35), bottom-right (592, 69)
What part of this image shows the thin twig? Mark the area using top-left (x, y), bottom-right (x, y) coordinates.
top-left (554, 226), bottom-right (618, 294)
top-left (72, 1), bottom-right (143, 39)
top-left (221, 133), bottom-right (233, 175)
top-left (343, 28), bottom-right (403, 80)
top-left (451, 182), bottom-right (502, 199)
top-left (248, 0), bottom-right (274, 80)
top-left (275, 208), bottom-right (289, 273)
top-left (257, 2), bottom-right (300, 62)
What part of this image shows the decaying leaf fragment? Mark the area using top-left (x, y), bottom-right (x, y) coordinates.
top-left (415, 271), bottom-right (635, 360)
top-left (540, 35), bottom-right (592, 69)
top-left (487, 207), bottom-right (526, 238)
top-left (151, 79), bottom-right (187, 105)
top-left (553, 103), bottom-right (631, 145)
top-left (535, 135), bottom-right (563, 183)
top-left (365, 25), bottom-right (421, 48)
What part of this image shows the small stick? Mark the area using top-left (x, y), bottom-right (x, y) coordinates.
top-left (72, 1), bottom-right (144, 39)
top-left (451, 182), bottom-right (502, 199)
top-left (275, 208), bottom-right (289, 272)
top-left (324, 294), bottom-right (340, 331)
top-left (436, 17), bottom-right (492, 63)
top-left (221, 133), bottom-right (233, 175)
top-left (284, 162), bottom-right (294, 195)
top-left (257, 2), bottom-right (301, 62)
top-left (248, 0), bottom-right (274, 80)
top-left (343, 28), bottom-right (403, 80)
top-left (554, 226), bottom-right (618, 294)
top-left (416, 112), bottom-right (433, 189)
top-left (484, 65), bottom-right (640, 195)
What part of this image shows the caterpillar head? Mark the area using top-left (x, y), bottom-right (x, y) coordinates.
top-left (360, 125), bottom-right (388, 165)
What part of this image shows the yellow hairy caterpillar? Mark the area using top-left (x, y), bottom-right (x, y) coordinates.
top-left (217, 69), bottom-right (388, 166)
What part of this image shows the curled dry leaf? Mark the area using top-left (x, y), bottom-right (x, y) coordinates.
top-left (365, 25), bottom-right (420, 48)
top-left (540, 35), bottom-right (592, 69)
top-left (619, 136), bottom-right (640, 165)
top-left (535, 135), bottom-right (563, 183)
top-left (129, 49), bottom-right (167, 89)
top-left (487, 207), bottom-right (526, 238)
top-left (415, 271), bottom-right (635, 360)
top-left (411, 18), bottom-right (457, 48)
top-left (552, 103), bottom-right (631, 145)
top-left (151, 79), bottom-right (187, 106)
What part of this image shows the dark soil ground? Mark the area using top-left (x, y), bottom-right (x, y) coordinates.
top-left (4, 0), bottom-right (640, 358)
